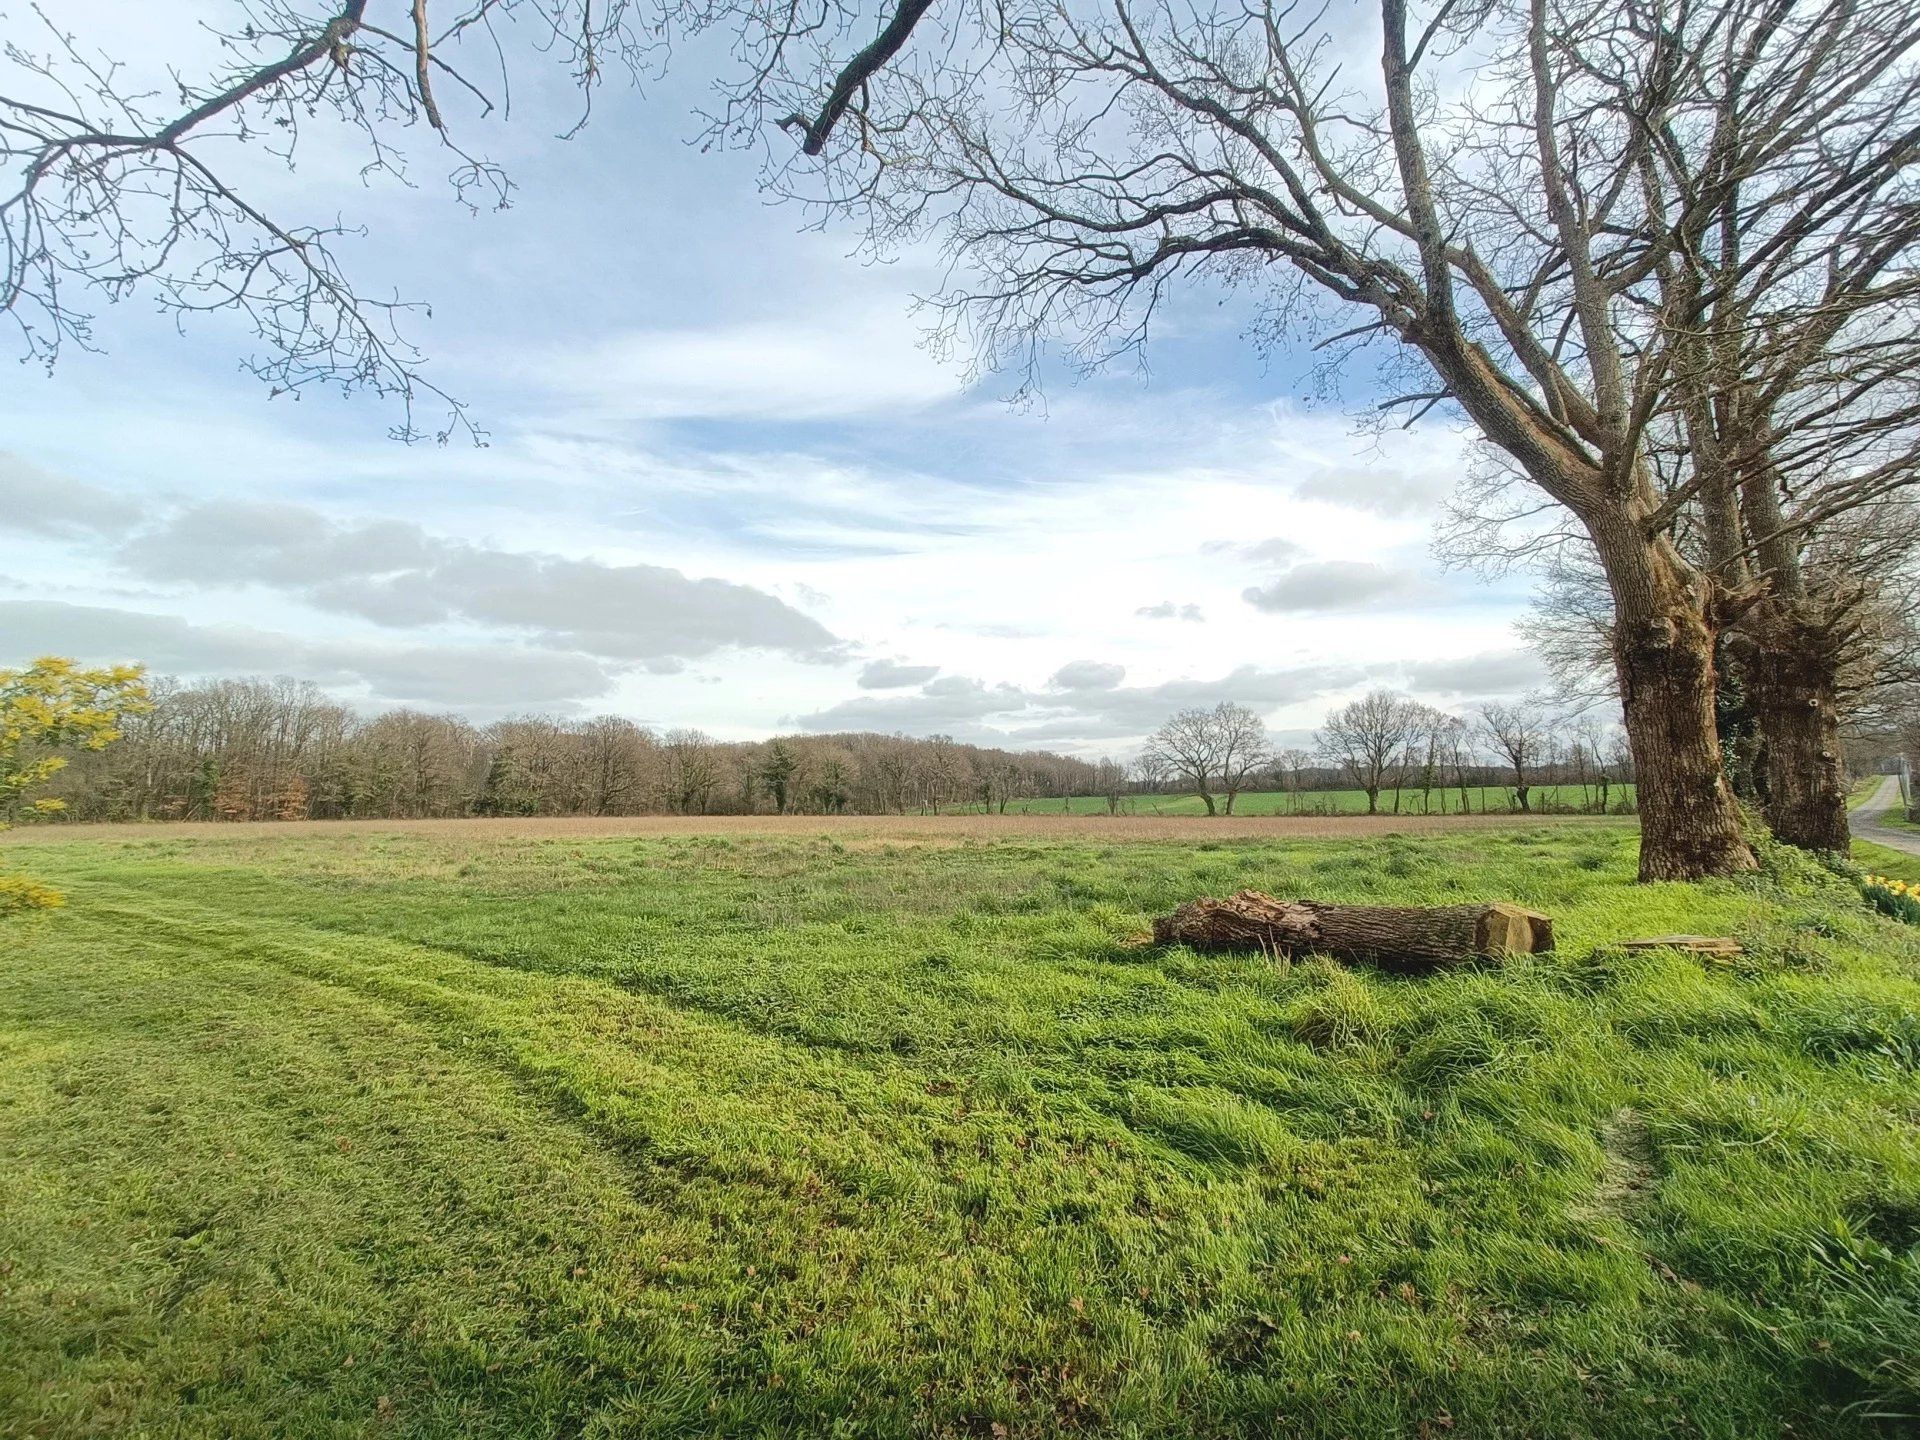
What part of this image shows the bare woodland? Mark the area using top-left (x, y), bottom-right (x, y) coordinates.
top-left (30, 676), bottom-right (1110, 822)
top-left (6, 0), bottom-right (1920, 874)
top-left (25, 672), bottom-right (1648, 822)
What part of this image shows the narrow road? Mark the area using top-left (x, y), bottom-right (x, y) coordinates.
top-left (1854, 774), bottom-right (1920, 858)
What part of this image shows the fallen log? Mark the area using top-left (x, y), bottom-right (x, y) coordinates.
top-left (1152, 890), bottom-right (1554, 969)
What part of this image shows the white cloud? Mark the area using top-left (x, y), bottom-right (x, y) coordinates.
top-left (1403, 649), bottom-right (1547, 697)
top-left (532, 311), bottom-right (964, 422)
top-left (794, 662), bottom-right (1365, 747)
top-left (1203, 536), bottom-right (1303, 567)
top-left (0, 453), bottom-right (142, 538)
top-left (1242, 561), bottom-right (1433, 614)
top-left (1291, 462), bottom-right (1460, 515)
top-left (0, 600), bottom-right (615, 708)
top-left (117, 499), bottom-right (843, 664)
top-left (1049, 660), bottom-right (1126, 691)
top-left (1136, 601), bottom-right (1206, 622)
top-left (859, 658), bottom-right (941, 688)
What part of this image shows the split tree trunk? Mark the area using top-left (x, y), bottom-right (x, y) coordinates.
top-left (1153, 890), bottom-right (1554, 969)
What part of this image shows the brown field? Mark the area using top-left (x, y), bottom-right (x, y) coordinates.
top-left (0, 809), bottom-right (1630, 846)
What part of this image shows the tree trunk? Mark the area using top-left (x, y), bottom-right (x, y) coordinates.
top-left (1735, 603), bottom-right (1850, 852)
top-left (1590, 514), bottom-right (1757, 882)
top-left (1199, 791), bottom-right (1217, 816)
top-left (1153, 890), bottom-right (1554, 968)
top-left (1365, 786), bottom-right (1379, 814)
top-left (1611, 603), bottom-right (1757, 880)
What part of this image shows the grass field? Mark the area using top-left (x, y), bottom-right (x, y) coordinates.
top-left (1002, 785), bottom-right (1634, 817)
top-left (4, 818), bottom-right (1920, 1437)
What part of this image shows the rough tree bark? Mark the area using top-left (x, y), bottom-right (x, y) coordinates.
top-left (1153, 890), bottom-right (1554, 968)
top-left (1721, 471), bottom-right (1854, 854)
top-left (1734, 603), bottom-right (1851, 853)
top-left (1591, 517), bottom-right (1758, 881)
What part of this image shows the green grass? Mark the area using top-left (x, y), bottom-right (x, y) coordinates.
top-left (1856, 839), bottom-right (1920, 888)
top-left (5, 822), bottom-right (1920, 1437)
top-left (1001, 785), bottom-right (1634, 816)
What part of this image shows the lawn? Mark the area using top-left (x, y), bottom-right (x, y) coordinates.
top-left (1002, 785), bottom-right (1634, 817)
top-left (3, 820), bottom-right (1919, 1437)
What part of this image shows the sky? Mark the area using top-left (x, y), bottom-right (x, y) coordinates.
top-left (0, 0), bottom-right (1548, 755)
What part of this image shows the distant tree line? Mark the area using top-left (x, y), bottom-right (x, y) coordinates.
top-left (1137, 695), bottom-right (1636, 817)
top-left (31, 676), bottom-right (1107, 822)
top-left (48, 669), bottom-right (1870, 827)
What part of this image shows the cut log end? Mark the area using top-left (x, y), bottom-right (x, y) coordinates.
top-left (1152, 890), bottom-right (1553, 970)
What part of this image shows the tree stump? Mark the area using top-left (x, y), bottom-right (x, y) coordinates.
top-left (1151, 890), bottom-right (1554, 969)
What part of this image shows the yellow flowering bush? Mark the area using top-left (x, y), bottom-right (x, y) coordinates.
top-left (1, 656), bottom-right (149, 915)
top-left (0, 874), bottom-right (66, 918)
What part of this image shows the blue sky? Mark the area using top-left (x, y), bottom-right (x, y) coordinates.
top-left (0, 0), bottom-right (1545, 753)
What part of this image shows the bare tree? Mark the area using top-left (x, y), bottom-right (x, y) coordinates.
top-left (1212, 703), bottom-right (1270, 816)
top-left (1142, 707), bottom-right (1225, 816)
top-left (1318, 691), bottom-right (1422, 815)
top-left (711, 0), bottom-right (1920, 879)
top-left (1439, 715), bottom-right (1477, 816)
top-left (1478, 703), bottom-right (1548, 814)
top-left (577, 716), bottom-right (656, 816)
top-left (1522, 503), bottom-right (1920, 841)
top-left (1273, 747), bottom-right (1312, 813)
top-left (975, 753), bottom-right (1026, 814)
top-left (1093, 757), bottom-right (1129, 816)
top-left (1406, 706), bottom-right (1452, 815)
top-left (1, 0), bottom-right (936, 436)
top-left (662, 728), bottom-right (719, 815)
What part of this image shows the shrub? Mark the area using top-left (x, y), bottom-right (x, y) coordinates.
top-left (0, 874), bottom-right (66, 917)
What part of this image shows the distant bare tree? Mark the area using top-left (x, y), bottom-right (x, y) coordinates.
top-left (1093, 757), bottom-right (1129, 816)
top-left (976, 753), bottom-right (1026, 814)
top-left (919, 734), bottom-right (966, 814)
top-left (576, 716), bottom-right (655, 816)
top-left (1143, 708), bottom-right (1225, 816)
top-left (1439, 716), bottom-right (1477, 816)
top-left (1212, 703), bottom-right (1270, 816)
top-left (662, 728), bottom-right (719, 815)
top-left (1318, 692), bottom-right (1422, 815)
top-left (803, 746), bottom-right (855, 813)
top-left (1406, 706), bottom-right (1453, 815)
top-left (1274, 747), bottom-right (1312, 813)
top-left (1478, 703), bottom-right (1549, 814)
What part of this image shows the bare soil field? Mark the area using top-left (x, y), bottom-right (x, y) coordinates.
top-left (0, 808), bottom-right (1630, 846)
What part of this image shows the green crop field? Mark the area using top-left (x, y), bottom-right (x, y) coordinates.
top-left (4, 818), bottom-right (1919, 1438)
top-left (1001, 785), bottom-right (1636, 817)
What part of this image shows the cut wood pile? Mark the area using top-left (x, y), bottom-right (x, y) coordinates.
top-left (1152, 890), bottom-right (1554, 969)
